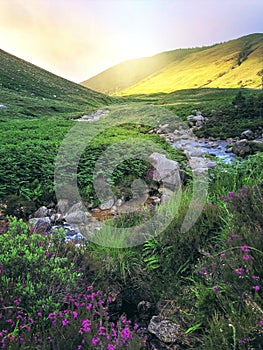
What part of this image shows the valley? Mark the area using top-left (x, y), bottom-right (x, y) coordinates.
top-left (0, 34), bottom-right (263, 350)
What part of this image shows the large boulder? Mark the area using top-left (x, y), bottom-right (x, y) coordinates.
top-left (232, 139), bottom-right (251, 157)
top-left (64, 210), bottom-right (91, 224)
top-left (149, 153), bottom-right (181, 190)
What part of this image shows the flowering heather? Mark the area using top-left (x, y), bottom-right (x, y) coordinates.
top-left (0, 287), bottom-right (146, 349)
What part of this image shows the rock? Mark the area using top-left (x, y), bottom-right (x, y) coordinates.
top-left (57, 199), bottom-right (69, 214)
top-left (206, 160), bottom-right (217, 169)
top-left (0, 104), bottom-right (7, 109)
top-left (64, 210), bottom-right (90, 224)
top-left (232, 139), bottom-right (251, 157)
top-left (99, 198), bottom-right (115, 210)
top-left (29, 217), bottom-right (51, 231)
top-left (241, 129), bottom-right (254, 140)
top-left (33, 206), bottom-right (48, 218)
top-left (149, 153), bottom-right (181, 190)
top-left (50, 213), bottom-right (63, 223)
top-left (66, 202), bottom-right (86, 214)
top-left (115, 199), bottom-right (123, 207)
top-left (148, 316), bottom-right (180, 343)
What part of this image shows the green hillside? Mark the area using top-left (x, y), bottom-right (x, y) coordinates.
top-left (0, 48), bottom-right (114, 120)
top-left (82, 33), bottom-right (263, 95)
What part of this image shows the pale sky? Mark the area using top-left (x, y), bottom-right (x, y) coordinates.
top-left (0, 0), bottom-right (263, 82)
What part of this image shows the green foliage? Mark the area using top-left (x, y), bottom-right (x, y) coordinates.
top-left (194, 90), bottom-right (263, 138)
top-left (0, 218), bottom-right (80, 315)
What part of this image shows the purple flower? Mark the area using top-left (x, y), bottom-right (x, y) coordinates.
top-left (121, 327), bottom-right (132, 340)
top-left (48, 313), bottom-right (55, 320)
top-left (259, 320), bottom-right (263, 326)
top-left (235, 268), bottom-right (244, 275)
top-left (252, 275), bottom-right (259, 280)
top-left (220, 253), bottom-right (226, 258)
top-left (242, 255), bottom-right (253, 260)
top-left (62, 318), bottom-right (69, 326)
top-left (213, 285), bottom-right (219, 293)
top-left (134, 323), bottom-right (139, 330)
top-left (107, 344), bottom-right (116, 350)
top-left (240, 245), bottom-right (250, 252)
top-left (91, 338), bottom-right (100, 345)
top-left (73, 311), bottom-right (78, 319)
top-left (252, 285), bottom-right (260, 291)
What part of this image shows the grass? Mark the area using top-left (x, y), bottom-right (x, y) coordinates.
top-left (0, 48), bottom-right (115, 121)
top-left (81, 33), bottom-right (263, 95)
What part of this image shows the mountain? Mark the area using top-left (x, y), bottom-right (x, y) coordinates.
top-left (81, 33), bottom-right (263, 95)
top-left (0, 48), bottom-right (114, 120)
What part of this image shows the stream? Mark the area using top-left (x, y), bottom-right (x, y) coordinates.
top-left (172, 139), bottom-right (235, 163)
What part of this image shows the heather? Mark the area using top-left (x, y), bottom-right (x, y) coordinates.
top-left (1, 153), bottom-right (262, 349)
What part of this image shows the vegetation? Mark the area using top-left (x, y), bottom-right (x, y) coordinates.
top-left (0, 36), bottom-right (263, 349)
top-left (0, 48), bottom-right (114, 121)
top-left (1, 154), bottom-right (262, 349)
top-left (82, 33), bottom-right (263, 95)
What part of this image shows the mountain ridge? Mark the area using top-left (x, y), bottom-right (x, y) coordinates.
top-left (81, 33), bottom-right (263, 95)
top-left (0, 48), bottom-right (113, 120)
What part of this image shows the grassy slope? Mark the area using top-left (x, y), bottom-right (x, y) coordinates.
top-left (81, 33), bottom-right (263, 95)
top-left (0, 48), bottom-right (114, 120)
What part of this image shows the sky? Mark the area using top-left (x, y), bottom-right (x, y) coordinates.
top-left (0, 0), bottom-right (263, 83)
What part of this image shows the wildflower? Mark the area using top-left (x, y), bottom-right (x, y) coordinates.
top-left (121, 327), bottom-right (132, 340)
top-left (242, 255), bottom-right (253, 260)
top-left (213, 285), bottom-right (219, 293)
top-left (14, 299), bottom-right (20, 306)
top-left (62, 319), bottom-right (69, 326)
top-left (107, 344), bottom-right (116, 350)
top-left (81, 319), bottom-right (91, 332)
top-left (98, 326), bottom-right (106, 335)
top-left (220, 253), bottom-right (225, 258)
top-left (37, 312), bottom-right (42, 317)
top-left (240, 245), bottom-right (250, 252)
top-left (91, 338), bottom-right (100, 345)
top-left (252, 275), bottom-right (259, 280)
top-left (48, 313), bottom-right (55, 320)
top-left (87, 285), bottom-right (93, 291)
top-left (134, 323), bottom-right (139, 330)
top-left (229, 191), bottom-right (234, 196)
top-left (252, 285), bottom-right (260, 291)
top-left (77, 346), bottom-right (82, 350)
top-left (235, 268), bottom-right (244, 275)
top-left (259, 320), bottom-right (263, 326)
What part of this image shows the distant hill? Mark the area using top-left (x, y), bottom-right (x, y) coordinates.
top-left (81, 33), bottom-right (263, 95)
top-left (0, 48), bottom-right (113, 120)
